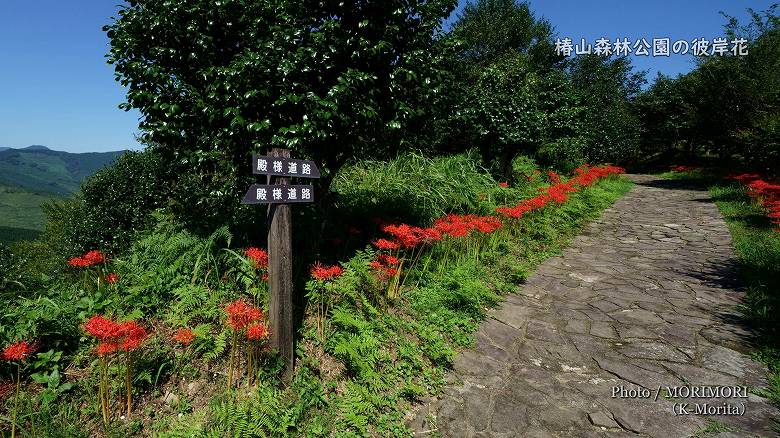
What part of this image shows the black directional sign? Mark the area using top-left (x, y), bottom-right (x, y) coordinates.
top-left (252, 155), bottom-right (321, 178)
top-left (241, 184), bottom-right (314, 204)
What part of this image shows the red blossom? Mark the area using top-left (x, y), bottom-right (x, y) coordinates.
top-left (2, 341), bottom-right (33, 362)
top-left (377, 254), bottom-right (400, 266)
top-left (118, 321), bottom-right (148, 352)
top-left (83, 250), bottom-right (106, 266)
top-left (244, 247), bottom-right (269, 269)
top-left (83, 315), bottom-right (122, 341)
top-left (68, 250), bottom-right (107, 268)
top-left (68, 256), bottom-right (88, 267)
top-left (498, 182), bottom-right (509, 188)
top-left (310, 263), bottom-right (344, 281)
top-left (247, 322), bottom-right (269, 340)
top-left (225, 300), bottom-right (263, 331)
top-left (496, 165), bottom-right (623, 218)
top-left (105, 273), bottom-right (119, 284)
top-left (95, 341), bottom-right (119, 357)
top-left (372, 238), bottom-right (400, 250)
top-left (547, 171), bottom-right (561, 184)
top-left (173, 328), bottom-right (196, 346)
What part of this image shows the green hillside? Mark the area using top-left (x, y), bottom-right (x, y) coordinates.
top-left (0, 146), bottom-right (124, 195)
top-left (0, 184), bottom-right (60, 244)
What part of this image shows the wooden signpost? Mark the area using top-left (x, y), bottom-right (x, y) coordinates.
top-left (241, 148), bottom-right (319, 377)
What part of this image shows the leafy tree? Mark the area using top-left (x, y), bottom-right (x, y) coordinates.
top-left (568, 55), bottom-right (645, 164)
top-left (633, 5), bottom-right (780, 172)
top-left (634, 73), bottom-right (695, 163)
top-left (104, 0), bottom-right (457, 231)
top-left (452, 0), bottom-right (559, 70)
top-left (440, 0), bottom-right (576, 175)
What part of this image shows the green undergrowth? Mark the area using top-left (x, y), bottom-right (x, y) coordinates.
top-left (0, 154), bottom-right (631, 437)
top-left (663, 169), bottom-right (780, 416)
top-left (151, 175), bottom-right (633, 437)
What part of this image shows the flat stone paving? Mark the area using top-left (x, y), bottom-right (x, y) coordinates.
top-left (410, 175), bottom-right (779, 437)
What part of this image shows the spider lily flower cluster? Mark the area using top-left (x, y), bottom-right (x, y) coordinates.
top-left (728, 173), bottom-right (780, 231)
top-left (308, 164), bottom-right (624, 305)
top-left (244, 247), bottom-right (270, 281)
top-left (2, 341), bottom-right (34, 438)
top-left (67, 250), bottom-right (106, 267)
top-left (224, 300), bottom-right (270, 389)
top-left (83, 315), bottom-right (148, 424)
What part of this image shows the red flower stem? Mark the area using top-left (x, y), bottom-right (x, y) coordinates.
top-left (11, 363), bottom-right (19, 438)
top-left (125, 353), bottom-right (132, 416)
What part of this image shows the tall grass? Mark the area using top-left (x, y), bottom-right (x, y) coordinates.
top-left (332, 152), bottom-right (532, 223)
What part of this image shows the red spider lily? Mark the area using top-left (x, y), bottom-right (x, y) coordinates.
top-left (546, 183), bottom-right (577, 204)
top-left (84, 315), bottom-right (123, 341)
top-left (372, 238), bottom-right (400, 250)
top-left (547, 171), bottom-right (561, 184)
top-left (382, 224), bottom-right (438, 248)
top-left (247, 322), bottom-right (269, 340)
top-left (496, 165), bottom-right (623, 218)
top-left (95, 341), bottom-right (119, 357)
top-left (2, 341), bottom-right (33, 362)
top-left (118, 321), bottom-right (148, 352)
top-left (68, 249), bottom-right (107, 268)
top-left (105, 273), bottom-right (119, 284)
top-left (727, 173), bottom-right (762, 184)
top-left (377, 254), bottom-right (400, 266)
top-left (68, 256), bottom-right (89, 267)
top-left (473, 216), bottom-right (503, 233)
top-left (369, 263), bottom-right (398, 282)
top-left (432, 214), bottom-right (473, 237)
top-left (173, 328), bottom-right (196, 346)
top-left (310, 263), bottom-right (344, 281)
top-left (498, 182), bottom-right (509, 188)
top-left (225, 300), bottom-right (263, 331)
top-left (730, 174), bottom-right (780, 231)
top-left (244, 247), bottom-right (269, 269)
top-left (421, 227), bottom-right (442, 242)
top-left (84, 250), bottom-right (106, 265)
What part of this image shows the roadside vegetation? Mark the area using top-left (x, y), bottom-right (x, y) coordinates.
top-left (664, 168), bottom-right (780, 412)
top-left (0, 155), bottom-right (628, 436)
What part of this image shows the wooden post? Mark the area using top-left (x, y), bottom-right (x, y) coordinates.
top-left (267, 148), bottom-right (294, 379)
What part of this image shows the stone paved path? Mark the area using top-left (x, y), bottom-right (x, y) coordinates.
top-left (410, 175), bottom-right (779, 437)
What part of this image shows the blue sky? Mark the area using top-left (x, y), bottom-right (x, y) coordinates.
top-left (0, 0), bottom-right (775, 153)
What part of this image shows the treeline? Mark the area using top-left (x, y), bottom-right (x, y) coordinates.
top-left (636, 7), bottom-right (780, 172)
top-left (17, 0), bottom-right (780, 258)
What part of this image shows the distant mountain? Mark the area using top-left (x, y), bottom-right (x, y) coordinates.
top-left (0, 147), bottom-right (9, 151)
top-left (0, 146), bottom-right (126, 195)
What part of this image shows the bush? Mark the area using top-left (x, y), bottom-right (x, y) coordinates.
top-left (537, 137), bottom-right (586, 173)
top-left (78, 150), bottom-right (168, 252)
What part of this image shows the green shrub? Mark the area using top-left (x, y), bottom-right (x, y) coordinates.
top-left (537, 137), bottom-right (586, 173)
top-left (78, 150), bottom-right (168, 252)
